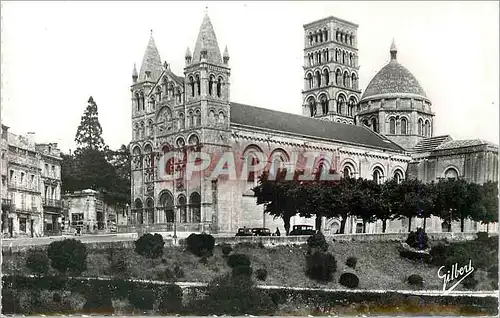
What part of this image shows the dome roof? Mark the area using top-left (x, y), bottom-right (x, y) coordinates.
top-left (361, 41), bottom-right (429, 103)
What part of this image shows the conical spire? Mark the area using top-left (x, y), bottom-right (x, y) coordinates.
top-left (185, 46), bottom-right (192, 58)
top-left (192, 13), bottom-right (222, 64)
top-left (138, 30), bottom-right (163, 82)
top-left (390, 38), bottom-right (397, 61)
top-left (223, 45), bottom-right (229, 58)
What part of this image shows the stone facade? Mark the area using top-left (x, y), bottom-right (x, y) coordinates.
top-left (0, 127), bottom-right (62, 237)
top-left (127, 14), bottom-right (498, 236)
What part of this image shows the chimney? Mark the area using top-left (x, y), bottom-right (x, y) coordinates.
top-left (27, 132), bottom-right (36, 144)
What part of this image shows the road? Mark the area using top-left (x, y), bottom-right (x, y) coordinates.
top-left (1, 233), bottom-right (137, 247)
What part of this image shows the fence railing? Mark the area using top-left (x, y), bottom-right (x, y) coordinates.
top-left (42, 199), bottom-right (62, 208)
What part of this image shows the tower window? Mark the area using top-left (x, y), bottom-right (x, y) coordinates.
top-left (308, 97), bottom-right (317, 117)
top-left (343, 71), bottom-right (349, 87)
top-left (135, 93), bottom-right (140, 111)
top-left (217, 77), bottom-right (222, 97)
top-left (337, 95), bottom-right (345, 114)
top-left (335, 69), bottom-right (341, 85)
top-left (389, 118), bottom-right (396, 134)
top-left (418, 118), bottom-right (423, 136)
top-left (348, 98), bottom-right (356, 116)
top-left (189, 76), bottom-right (195, 97)
top-left (323, 69), bottom-right (329, 86)
top-left (208, 75), bottom-right (215, 96)
top-left (195, 75), bottom-right (200, 96)
top-left (320, 95), bottom-right (328, 115)
top-left (315, 71), bottom-right (321, 87)
top-left (371, 118), bottom-right (378, 133)
top-left (351, 73), bottom-right (358, 90)
top-left (307, 73), bottom-right (313, 89)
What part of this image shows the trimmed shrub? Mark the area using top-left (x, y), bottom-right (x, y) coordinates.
top-left (158, 268), bottom-right (175, 281)
top-left (232, 265), bottom-right (253, 278)
top-left (307, 232), bottom-right (328, 252)
top-left (346, 256), bottom-right (357, 269)
top-left (47, 239), bottom-right (87, 275)
top-left (339, 272), bottom-right (359, 288)
top-left (476, 231), bottom-right (489, 241)
top-left (159, 284), bottom-right (183, 314)
top-left (221, 244), bottom-right (232, 256)
top-left (305, 251), bottom-right (337, 282)
top-left (405, 228), bottom-right (429, 250)
top-left (129, 288), bottom-right (156, 311)
top-left (255, 268), bottom-right (268, 281)
top-left (227, 253), bottom-right (251, 268)
top-left (26, 249), bottom-right (49, 276)
top-left (134, 233), bottom-right (165, 259)
top-left (186, 233), bottom-right (215, 257)
top-left (82, 287), bottom-right (114, 314)
top-left (407, 274), bottom-right (424, 287)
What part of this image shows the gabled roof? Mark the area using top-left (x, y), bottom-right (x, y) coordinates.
top-left (412, 135), bottom-right (452, 153)
top-left (192, 14), bottom-right (222, 64)
top-left (434, 139), bottom-right (498, 151)
top-left (230, 102), bottom-right (405, 152)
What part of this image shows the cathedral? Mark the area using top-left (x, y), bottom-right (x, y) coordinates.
top-left (129, 14), bottom-right (498, 235)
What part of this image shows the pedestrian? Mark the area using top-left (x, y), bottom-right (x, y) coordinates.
top-left (275, 227), bottom-right (281, 236)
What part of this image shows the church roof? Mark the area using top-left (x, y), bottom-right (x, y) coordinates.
top-left (192, 14), bottom-right (222, 64)
top-left (230, 102), bottom-right (405, 152)
top-left (138, 32), bottom-right (163, 82)
top-left (412, 135), bottom-right (452, 153)
top-left (361, 42), bottom-right (428, 103)
top-left (434, 139), bottom-right (498, 151)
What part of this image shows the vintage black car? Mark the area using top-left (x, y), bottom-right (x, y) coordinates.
top-left (252, 227), bottom-right (271, 236)
top-left (289, 225), bottom-right (316, 236)
top-left (236, 227), bottom-right (254, 236)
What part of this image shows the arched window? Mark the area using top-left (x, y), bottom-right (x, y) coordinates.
top-left (195, 75), bottom-right (200, 96)
top-left (318, 52), bottom-right (322, 64)
top-left (308, 97), bottom-right (317, 117)
top-left (177, 88), bottom-right (182, 103)
top-left (349, 53), bottom-right (353, 66)
top-left (135, 93), bottom-right (140, 111)
top-left (324, 30), bottom-right (328, 41)
top-left (335, 49), bottom-right (339, 61)
top-left (159, 191), bottom-right (174, 223)
top-left (336, 95), bottom-right (345, 114)
top-left (269, 156), bottom-right (284, 180)
top-left (394, 169), bottom-right (404, 184)
top-left (156, 86), bottom-right (162, 102)
top-left (373, 167), bottom-right (384, 184)
top-left (217, 77), bottom-right (222, 97)
top-left (418, 119), bottom-right (424, 136)
top-left (176, 137), bottom-right (185, 148)
top-left (314, 159), bottom-right (331, 181)
top-left (195, 109), bottom-right (201, 126)
top-left (350, 35), bottom-right (353, 46)
top-left (189, 76), bottom-right (195, 97)
top-left (190, 192), bottom-right (201, 223)
top-left (208, 75), bottom-right (215, 96)
top-left (146, 198), bottom-right (154, 224)
top-left (209, 110), bottom-right (216, 125)
top-left (371, 118), bottom-right (378, 133)
top-left (401, 118), bottom-right (408, 135)
top-left (139, 122), bottom-right (144, 139)
top-left (134, 198), bottom-right (143, 225)
top-left (148, 120), bottom-right (153, 137)
top-left (315, 71), bottom-right (321, 87)
top-left (218, 111), bottom-right (225, 124)
top-left (389, 117), bottom-right (396, 134)
top-left (348, 97), bottom-right (356, 116)
top-left (351, 73), bottom-right (358, 90)
top-left (178, 113), bottom-right (185, 130)
top-left (307, 73), bottom-right (313, 89)
top-left (342, 164), bottom-right (354, 178)
top-left (323, 69), bottom-right (329, 86)
top-left (134, 124), bottom-right (139, 140)
top-left (335, 69), bottom-right (341, 85)
top-left (308, 54), bottom-right (314, 66)
top-left (342, 52), bottom-right (346, 64)
top-left (444, 168), bottom-right (459, 180)
top-left (188, 134), bottom-right (199, 145)
top-left (150, 97), bottom-right (156, 111)
top-left (178, 195), bottom-right (187, 223)
top-left (140, 92), bottom-right (145, 111)
top-left (188, 111), bottom-right (194, 128)
top-left (343, 71), bottom-right (349, 87)
top-left (245, 151), bottom-right (262, 183)
top-left (320, 95), bottom-right (328, 115)
top-left (425, 120), bottom-right (431, 137)
top-left (363, 119), bottom-right (369, 127)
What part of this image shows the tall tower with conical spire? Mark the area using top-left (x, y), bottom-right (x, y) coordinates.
top-left (184, 13), bottom-right (232, 151)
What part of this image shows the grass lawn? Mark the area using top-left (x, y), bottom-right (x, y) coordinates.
top-left (3, 239), bottom-right (497, 291)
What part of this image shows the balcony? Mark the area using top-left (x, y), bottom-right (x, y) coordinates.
top-left (43, 198), bottom-right (62, 209)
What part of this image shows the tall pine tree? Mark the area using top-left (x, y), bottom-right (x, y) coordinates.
top-left (75, 96), bottom-right (105, 152)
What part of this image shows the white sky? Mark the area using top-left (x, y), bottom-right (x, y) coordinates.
top-left (1, 1), bottom-right (498, 153)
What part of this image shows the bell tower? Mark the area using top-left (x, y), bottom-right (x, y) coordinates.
top-left (302, 16), bottom-right (361, 125)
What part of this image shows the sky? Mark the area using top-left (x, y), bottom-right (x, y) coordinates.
top-left (1, 1), bottom-right (499, 153)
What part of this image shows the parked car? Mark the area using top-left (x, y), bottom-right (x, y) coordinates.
top-left (236, 227), bottom-right (253, 236)
top-left (289, 225), bottom-right (316, 236)
top-left (252, 227), bottom-right (271, 236)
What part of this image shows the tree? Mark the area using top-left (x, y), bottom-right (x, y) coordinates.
top-left (47, 239), bottom-right (87, 275)
top-left (74, 96), bottom-right (105, 152)
top-left (433, 178), bottom-right (474, 232)
top-left (471, 181), bottom-right (498, 232)
top-left (103, 144), bottom-right (131, 205)
top-left (394, 179), bottom-right (422, 232)
top-left (351, 179), bottom-right (378, 233)
top-left (254, 170), bottom-right (300, 235)
top-left (374, 179), bottom-right (400, 233)
top-left (61, 153), bottom-right (79, 194)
